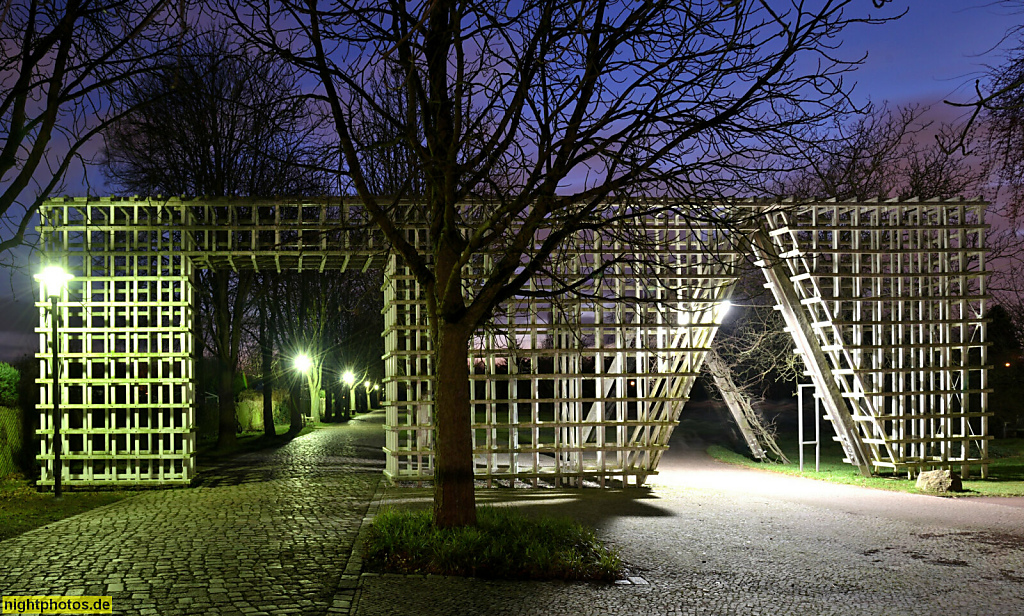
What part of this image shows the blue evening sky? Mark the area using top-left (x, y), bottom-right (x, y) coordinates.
top-left (0, 0), bottom-right (1018, 361)
top-left (845, 0), bottom-right (1015, 113)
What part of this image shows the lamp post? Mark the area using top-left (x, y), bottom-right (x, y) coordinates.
top-left (343, 371), bottom-right (356, 417)
top-left (294, 353), bottom-right (313, 423)
top-left (35, 265), bottom-right (73, 499)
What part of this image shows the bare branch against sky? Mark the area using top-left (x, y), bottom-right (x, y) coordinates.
top-left (0, 0), bottom-right (183, 264)
top-left (223, 0), bottom-right (900, 526)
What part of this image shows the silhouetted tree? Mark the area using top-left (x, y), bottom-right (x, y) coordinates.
top-left (0, 0), bottom-right (181, 264)
top-left (101, 28), bottom-right (327, 450)
top-left (773, 104), bottom-right (983, 201)
top-left (231, 0), bottom-right (898, 527)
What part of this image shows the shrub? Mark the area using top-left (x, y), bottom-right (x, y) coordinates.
top-left (0, 363), bottom-right (18, 408)
top-left (0, 405), bottom-right (24, 478)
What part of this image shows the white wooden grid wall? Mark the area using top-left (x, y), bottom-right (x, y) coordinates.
top-left (382, 215), bottom-right (740, 486)
top-left (761, 198), bottom-right (989, 477)
top-left (37, 198), bottom-right (196, 486)
top-left (37, 197), bottom-right (989, 488)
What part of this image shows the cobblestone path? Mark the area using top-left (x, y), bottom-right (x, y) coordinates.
top-left (1, 416), bottom-right (385, 616)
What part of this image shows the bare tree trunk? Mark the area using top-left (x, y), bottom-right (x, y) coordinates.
top-left (307, 367), bottom-right (323, 422)
top-left (217, 364), bottom-right (236, 448)
top-left (214, 271), bottom-right (237, 451)
top-left (340, 382), bottom-right (350, 421)
top-left (432, 321), bottom-right (476, 528)
top-left (430, 235), bottom-right (477, 527)
top-left (212, 269), bottom-right (254, 450)
top-left (288, 379), bottom-right (303, 435)
top-left (260, 300), bottom-right (276, 438)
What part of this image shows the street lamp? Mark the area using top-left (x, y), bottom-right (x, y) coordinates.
top-left (294, 353), bottom-right (313, 422)
top-left (35, 265), bottom-right (73, 499)
top-left (294, 353), bottom-right (313, 373)
top-left (343, 371), bottom-right (356, 416)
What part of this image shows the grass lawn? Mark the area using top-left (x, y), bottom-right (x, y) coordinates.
top-left (0, 475), bottom-right (135, 542)
top-left (362, 506), bottom-right (622, 582)
top-left (706, 431), bottom-right (1024, 497)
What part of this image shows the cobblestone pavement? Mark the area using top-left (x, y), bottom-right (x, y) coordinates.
top-left (355, 432), bottom-right (1024, 616)
top-left (5, 411), bottom-right (1023, 616)
top-left (1, 414), bottom-right (386, 616)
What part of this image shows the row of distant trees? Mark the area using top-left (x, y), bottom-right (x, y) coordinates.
top-left (100, 30), bottom-right (385, 449)
top-left (5, 1), bottom-right (1024, 526)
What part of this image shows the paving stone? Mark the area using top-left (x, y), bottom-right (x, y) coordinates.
top-left (8, 410), bottom-right (1023, 616)
top-left (0, 415), bottom-right (385, 616)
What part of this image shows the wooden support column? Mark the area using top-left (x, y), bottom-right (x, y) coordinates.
top-left (705, 352), bottom-right (766, 460)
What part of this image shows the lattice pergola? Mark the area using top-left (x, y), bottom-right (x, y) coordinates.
top-left (35, 196), bottom-right (989, 488)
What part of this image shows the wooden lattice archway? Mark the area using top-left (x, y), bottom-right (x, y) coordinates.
top-left (34, 197), bottom-right (989, 488)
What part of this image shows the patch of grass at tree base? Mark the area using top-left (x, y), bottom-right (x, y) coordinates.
top-left (362, 506), bottom-right (623, 582)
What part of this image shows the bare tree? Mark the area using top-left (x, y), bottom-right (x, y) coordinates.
top-left (772, 103), bottom-right (984, 201)
top-left (0, 0), bottom-right (181, 263)
top-left (344, 63), bottom-right (424, 198)
top-left (952, 16), bottom-right (1024, 345)
top-left (944, 2), bottom-right (1024, 209)
top-left (102, 29), bottom-right (324, 197)
top-left (230, 0), bottom-right (897, 527)
top-left (101, 28), bottom-right (328, 450)
top-left (258, 288), bottom-right (277, 438)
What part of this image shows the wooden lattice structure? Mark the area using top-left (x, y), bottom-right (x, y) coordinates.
top-left (383, 213), bottom-right (739, 486)
top-left (35, 199), bottom-right (197, 486)
top-left (36, 197), bottom-right (989, 488)
top-left (756, 199), bottom-right (990, 478)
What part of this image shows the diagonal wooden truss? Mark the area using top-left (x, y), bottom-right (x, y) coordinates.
top-left (35, 197), bottom-right (988, 488)
top-left (755, 199), bottom-right (990, 479)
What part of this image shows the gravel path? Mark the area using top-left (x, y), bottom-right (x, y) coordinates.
top-left (356, 430), bottom-right (1024, 616)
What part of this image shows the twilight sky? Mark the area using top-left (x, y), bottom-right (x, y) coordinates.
top-left (0, 0), bottom-right (1019, 362)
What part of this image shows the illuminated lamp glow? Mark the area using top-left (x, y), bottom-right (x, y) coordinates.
top-left (294, 354), bottom-right (313, 372)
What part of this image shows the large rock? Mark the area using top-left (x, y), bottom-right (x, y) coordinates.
top-left (916, 469), bottom-right (963, 493)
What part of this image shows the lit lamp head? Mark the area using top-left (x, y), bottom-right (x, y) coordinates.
top-left (343, 371), bottom-right (355, 386)
top-left (35, 265), bottom-right (74, 300)
top-left (364, 379), bottom-right (372, 389)
top-left (720, 300), bottom-right (732, 315)
top-left (294, 353), bottom-right (313, 373)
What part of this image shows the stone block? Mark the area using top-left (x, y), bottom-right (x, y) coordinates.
top-left (916, 469), bottom-right (962, 493)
